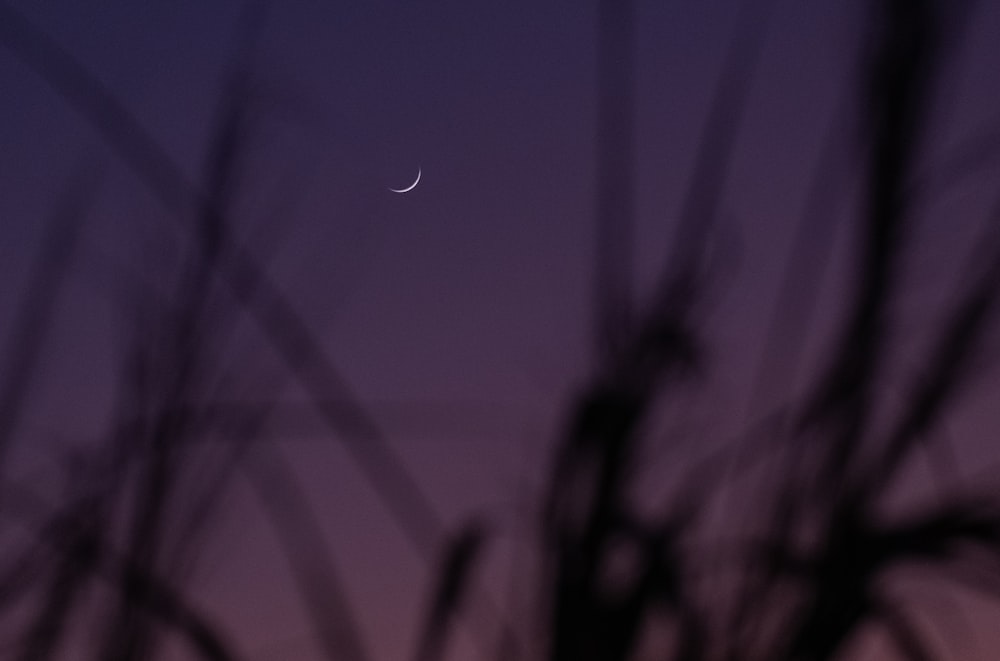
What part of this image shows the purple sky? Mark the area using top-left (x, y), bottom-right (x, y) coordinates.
top-left (2, 1), bottom-right (1000, 659)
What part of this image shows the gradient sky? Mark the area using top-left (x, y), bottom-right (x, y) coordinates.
top-left (2, 1), bottom-right (1000, 660)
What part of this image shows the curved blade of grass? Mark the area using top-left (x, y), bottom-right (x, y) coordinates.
top-left (0, 0), bottom-right (443, 562)
top-left (414, 520), bottom-right (490, 661)
top-left (0, 480), bottom-right (241, 661)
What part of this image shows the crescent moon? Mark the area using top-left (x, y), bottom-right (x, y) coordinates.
top-left (389, 168), bottom-right (421, 193)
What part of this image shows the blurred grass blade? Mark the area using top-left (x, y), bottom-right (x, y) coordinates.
top-left (0, 480), bottom-right (240, 661)
top-left (245, 442), bottom-right (370, 661)
top-left (0, 169), bottom-right (94, 470)
top-left (414, 520), bottom-right (489, 661)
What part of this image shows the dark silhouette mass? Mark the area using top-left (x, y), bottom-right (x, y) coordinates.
top-left (1, 0), bottom-right (1000, 660)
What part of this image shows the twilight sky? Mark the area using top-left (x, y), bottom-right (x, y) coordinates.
top-left (2, 1), bottom-right (1000, 660)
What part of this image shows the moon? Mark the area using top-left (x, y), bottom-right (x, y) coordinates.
top-left (389, 168), bottom-right (421, 193)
